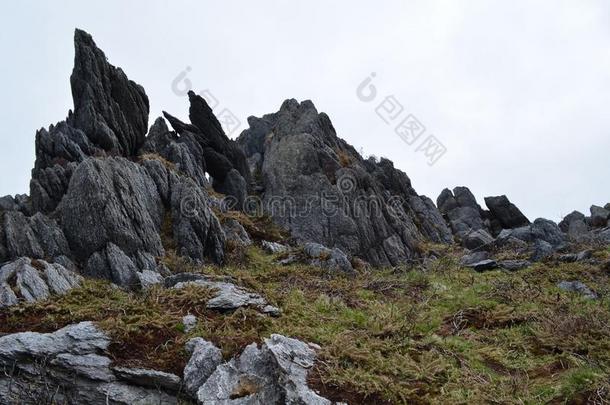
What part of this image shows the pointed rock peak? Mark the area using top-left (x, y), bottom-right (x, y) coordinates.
top-left (69, 28), bottom-right (149, 157)
top-left (162, 111), bottom-right (200, 135)
top-left (187, 90), bottom-right (225, 139)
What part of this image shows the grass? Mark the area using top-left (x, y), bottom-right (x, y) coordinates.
top-left (1, 243), bottom-right (609, 404)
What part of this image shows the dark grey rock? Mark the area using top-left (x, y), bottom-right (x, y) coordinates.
top-left (498, 260), bottom-right (531, 271)
top-left (237, 99), bottom-right (450, 267)
top-left (484, 195), bottom-right (530, 229)
top-left (466, 259), bottom-right (498, 271)
top-left (0, 196), bottom-right (18, 212)
top-left (184, 338), bottom-right (223, 396)
top-left (588, 205), bottom-right (610, 228)
top-left (460, 251), bottom-right (489, 266)
top-left (3, 211), bottom-right (44, 259)
top-left (531, 239), bottom-right (554, 262)
top-left (29, 213), bottom-right (71, 258)
top-left (59, 157), bottom-right (164, 263)
top-left (462, 229), bottom-right (494, 250)
top-left (215, 168), bottom-right (248, 210)
top-left (530, 218), bottom-right (565, 247)
top-left (169, 175), bottom-right (225, 263)
top-left (303, 242), bottom-right (355, 275)
top-left (558, 250), bottom-right (593, 263)
top-left (69, 29), bottom-right (149, 157)
top-left (139, 117), bottom-right (208, 188)
top-left (559, 210), bottom-right (586, 232)
top-left (557, 280), bottom-right (598, 299)
top-left (222, 219), bottom-right (252, 247)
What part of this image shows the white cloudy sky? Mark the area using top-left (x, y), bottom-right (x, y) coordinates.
top-left (0, 0), bottom-right (609, 221)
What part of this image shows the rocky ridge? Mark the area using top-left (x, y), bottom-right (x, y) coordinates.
top-left (0, 28), bottom-right (609, 404)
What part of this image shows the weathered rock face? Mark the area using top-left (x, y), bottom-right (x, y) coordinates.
top-left (0, 322), bottom-right (178, 405)
top-left (30, 29), bottom-right (150, 213)
top-left (0, 258), bottom-right (81, 307)
top-left (69, 29), bottom-right (149, 157)
top-left (0, 211), bottom-right (71, 262)
top-left (59, 157), bottom-right (164, 265)
top-left (196, 334), bottom-right (331, 405)
top-left (437, 187), bottom-right (486, 238)
top-left (160, 91), bottom-right (250, 206)
top-left (237, 99), bottom-right (451, 266)
top-left (484, 195), bottom-right (530, 230)
top-left (139, 117), bottom-right (208, 188)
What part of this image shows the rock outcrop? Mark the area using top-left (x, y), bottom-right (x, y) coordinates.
top-left (0, 258), bottom-right (81, 307)
top-left (237, 99), bottom-right (452, 266)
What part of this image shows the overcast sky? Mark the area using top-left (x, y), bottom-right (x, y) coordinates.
top-left (1, 1), bottom-right (609, 221)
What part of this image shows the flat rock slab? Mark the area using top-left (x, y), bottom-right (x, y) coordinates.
top-left (557, 280), bottom-right (598, 300)
top-left (168, 273), bottom-right (281, 316)
top-left (466, 259), bottom-right (498, 272)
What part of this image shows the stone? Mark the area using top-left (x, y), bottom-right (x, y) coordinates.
top-left (0, 258), bottom-right (81, 307)
top-left (70, 29), bottom-right (149, 157)
top-left (531, 239), bottom-right (554, 262)
top-left (183, 337), bottom-right (223, 396)
top-left (197, 334), bottom-right (331, 405)
top-left (0, 322), bottom-right (178, 404)
top-left (530, 218), bottom-right (565, 247)
top-left (466, 259), bottom-right (498, 272)
top-left (215, 168), bottom-right (248, 210)
top-left (169, 175), bottom-right (226, 264)
top-left (139, 117), bottom-right (208, 188)
top-left (588, 205), bottom-right (610, 228)
top-left (237, 99), bottom-right (450, 267)
top-left (462, 229), bottom-right (494, 250)
top-left (262, 240), bottom-right (289, 254)
top-left (484, 195), bottom-right (530, 229)
top-left (222, 218), bottom-right (252, 247)
top-left (112, 367), bottom-right (181, 392)
top-left (59, 157), bottom-right (164, 263)
top-left (30, 29), bottom-right (150, 213)
top-left (559, 210), bottom-right (586, 232)
top-left (557, 281), bottom-right (598, 299)
top-left (0, 195), bottom-right (18, 211)
top-left (498, 260), bottom-right (531, 271)
top-left (303, 242), bottom-right (355, 275)
top-left (168, 273), bottom-right (280, 315)
top-left (182, 314), bottom-right (198, 333)
top-left (84, 243), bottom-right (141, 289)
top-left (460, 251), bottom-right (489, 266)
top-left (3, 211), bottom-right (44, 259)
top-left (558, 250), bottom-right (593, 263)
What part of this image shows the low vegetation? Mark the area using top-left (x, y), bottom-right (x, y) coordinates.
top-left (1, 243), bottom-right (609, 404)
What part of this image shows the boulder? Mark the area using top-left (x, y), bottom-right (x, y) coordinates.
top-left (460, 251), bottom-right (489, 266)
top-left (222, 219), bottom-right (252, 247)
top-left (0, 258), bottom-right (81, 307)
top-left (559, 210), bottom-right (586, 232)
top-left (466, 259), bottom-right (498, 272)
top-left (462, 229), bottom-right (494, 250)
top-left (588, 205), bottom-right (610, 228)
top-left (167, 273), bottom-right (280, 316)
top-left (303, 242), bottom-right (355, 275)
top-left (197, 334), bottom-right (332, 405)
top-left (0, 322), bottom-right (178, 404)
top-left (484, 195), bottom-right (530, 229)
top-left (557, 281), bottom-right (598, 300)
top-left (111, 367), bottom-right (181, 392)
top-left (183, 338), bottom-right (223, 396)
top-left (530, 218), bottom-right (565, 247)
top-left (530, 239), bottom-right (554, 262)
top-left (437, 187), bottom-right (486, 239)
top-left (59, 157), bottom-right (164, 263)
top-left (262, 240), bottom-right (289, 254)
